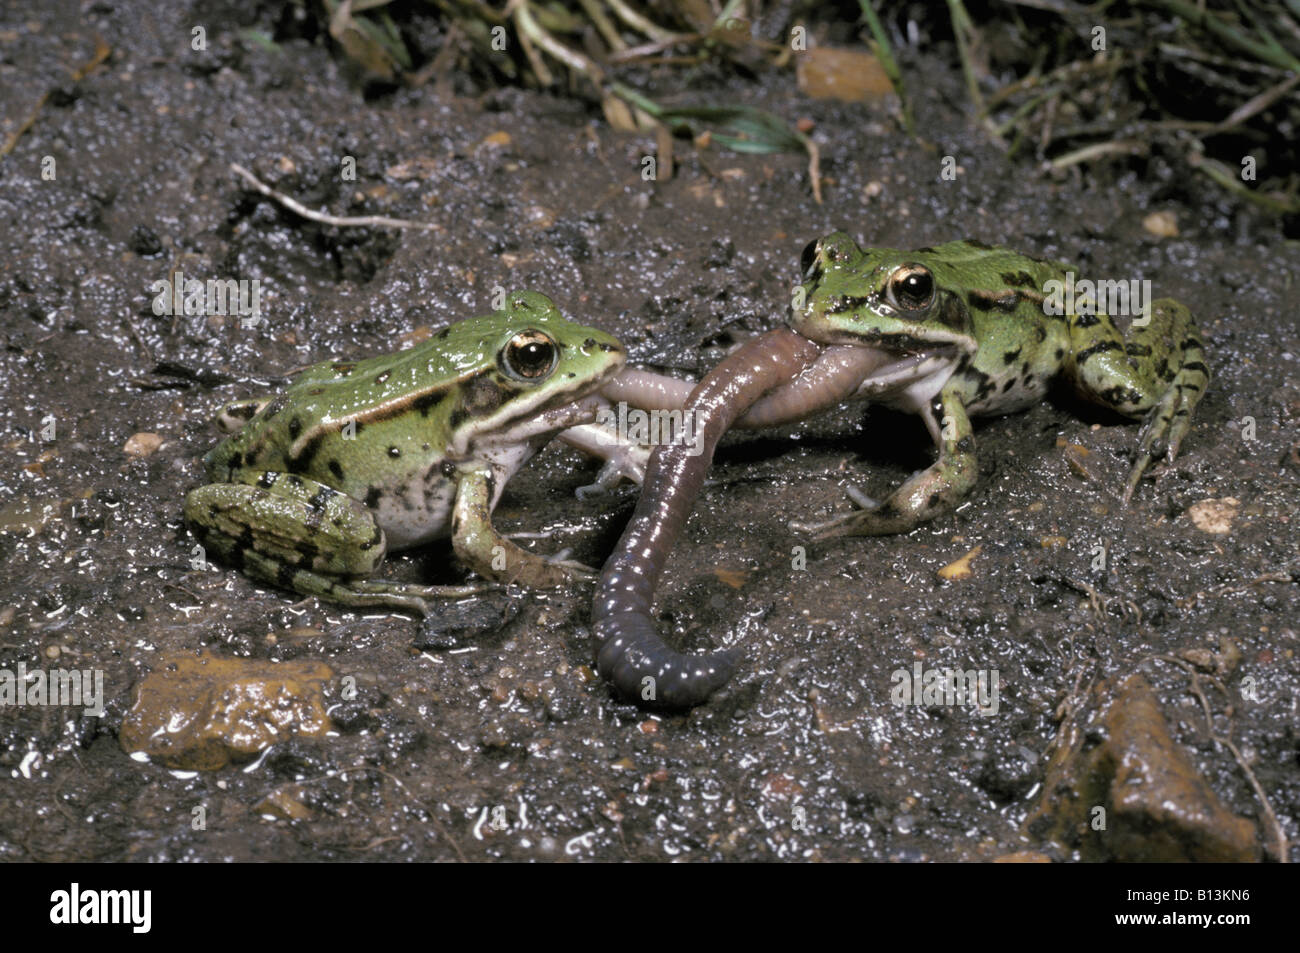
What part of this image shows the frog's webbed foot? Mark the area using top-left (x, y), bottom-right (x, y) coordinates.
top-left (558, 423), bottom-right (650, 499)
top-left (505, 537), bottom-right (599, 579)
top-left (330, 578), bottom-right (496, 616)
top-left (1122, 366), bottom-right (1205, 504)
top-left (1063, 298), bottom-right (1209, 504)
top-left (789, 461), bottom-right (976, 539)
top-left (492, 549), bottom-right (596, 587)
top-left (541, 553), bottom-right (598, 580)
top-left (844, 485), bottom-right (880, 510)
top-left (574, 448), bottom-right (649, 500)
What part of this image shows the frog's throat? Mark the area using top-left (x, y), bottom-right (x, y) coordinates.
top-left (850, 351), bottom-right (962, 432)
top-left (847, 350), bottom-right (955, 399)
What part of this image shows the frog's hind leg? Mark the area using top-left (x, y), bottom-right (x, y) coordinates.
top-left (185, 473), bottom-right (486, 616)
top-left (1064, 298), bottom-right (1209, 501)
top-left (234, 549), bottom-right (484, 615)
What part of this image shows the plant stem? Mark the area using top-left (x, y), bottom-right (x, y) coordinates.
top-left (857, 0), bottom-right (915, 136)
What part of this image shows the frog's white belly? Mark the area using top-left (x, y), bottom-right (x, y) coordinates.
top-left (371, 444), bottom-right (535, 551)
top-left (373, 478), bottom-right (457, 551)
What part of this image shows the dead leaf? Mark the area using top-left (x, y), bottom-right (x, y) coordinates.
top-left (1187, 497), bottom-right (1240, 534)
top-left (796, 47), bottom-right (894, 102)
top-left (937, 545), bottom-right (982, 581)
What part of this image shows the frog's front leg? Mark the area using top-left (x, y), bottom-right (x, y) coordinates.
top-left (185, 472), bottom-right (483, 615)
top-left (557, 422), bottom-right (652, 498)
top-left (791, 386), bottom-right (979, 539)
top-left (451, 465), bottom-right (592, 587)
top-left (1064, 298), bottom-right (1209, 501)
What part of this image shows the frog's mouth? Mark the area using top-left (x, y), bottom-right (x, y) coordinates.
top-left (842, 345), bottom-right (966, 440)
top-left (797, 312), bottom-right (976, 371)
top-left (471, 395), bottom-right (608, 454)
top-left (453, 357), bottom-right (626, 457)
top-left (849, 345), bottom-right (960, 395)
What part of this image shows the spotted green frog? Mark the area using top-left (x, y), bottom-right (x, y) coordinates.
top-left (184, 291), bottom-right (630, 614)
top-left (789, 233), bottom-right (1210, 537)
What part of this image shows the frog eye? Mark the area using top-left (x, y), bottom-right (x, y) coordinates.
top-left (501, 330), bottom-right (559, 381)
top-left (800, 239), bottom-right (821, 279)
top-left (887, 265), bottom-right (935, 311)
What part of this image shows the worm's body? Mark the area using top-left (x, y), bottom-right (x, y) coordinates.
top-left (593, 328), bottom-right (857, 708)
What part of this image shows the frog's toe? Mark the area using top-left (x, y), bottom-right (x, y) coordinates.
top-left (574, 448), bottom-right (649, 499)
top-left (791, 473), bottom-right (949, 537)
top-left (1122, 384), bottom-right (1198, 503)
top-left (792, 508), bottom-right (915, 539)
top-left (590, 446), bottom-right (650, 490)
top-left (844, 485), bottom-right (881, 510)
top-left (1122, 458), bottom-right (1149, 505)
top-left (544, 550), bottom-right (598, 578)
top-left (355, 579), bottom-right (494, 604)
top-left (500, 540), bottom-right (596, 576)
top-left (790, 501), bottom-right (902, 539)
top-left (504, 557), bottom-right (596, 587)
top-left (788, 511), bottom-right (854, 539)
top-left (491, 545), bottom-right (598, 586)
top-left (791, 486), bottom-right (873, 537)
top-left (574, 481), bottom-right (608, 501)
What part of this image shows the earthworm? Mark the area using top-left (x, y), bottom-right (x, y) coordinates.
top-left (594, 329), bottom-right (888, 708)
top-left (601, 344), bottom-right (894, 431)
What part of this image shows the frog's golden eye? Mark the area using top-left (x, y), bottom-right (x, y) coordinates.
top-left (502, 330), bottom-right (559, 381)
top-left (887, 265), bottom-right (935, 311)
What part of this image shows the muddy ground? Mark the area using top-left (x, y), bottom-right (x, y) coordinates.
top-left (1, 1), bottom-right (1297, 862)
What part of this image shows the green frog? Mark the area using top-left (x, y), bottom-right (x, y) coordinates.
top-left (788, 233), bottom-right (1210, 537)
top-left (184, 290), bottom-right (632, 614)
